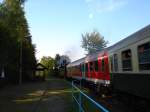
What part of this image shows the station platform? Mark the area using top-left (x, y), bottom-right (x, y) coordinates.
top-left (0, 77), bottom-right (73, 112)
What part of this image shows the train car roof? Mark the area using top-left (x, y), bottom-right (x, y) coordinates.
top-left (67, 25), bottom-right (150, 65)
top-left (107, 25), bottom-right (150, 52)
top-left (85, 50), bottom-right (107, 62)
top-left (67, 57), bottom-right (85, 67)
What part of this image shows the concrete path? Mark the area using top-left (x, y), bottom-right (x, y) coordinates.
top-left (0, 77), bottom-right (73, 112)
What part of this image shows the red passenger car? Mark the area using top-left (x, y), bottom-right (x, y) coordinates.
top-left (67, 25), bottom-right (150, 102)
top-left (83, 50), bottom-right (110, 86)
top-left (67, 50), bottom-right (111, 93)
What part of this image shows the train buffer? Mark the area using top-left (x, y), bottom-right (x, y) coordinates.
top-left (72, 80), bottom-right (109, 112)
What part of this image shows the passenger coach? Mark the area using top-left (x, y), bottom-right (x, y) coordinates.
top-left (108, 25), bottom-right (150, 100)
top-left (67, 25), bottom-right (150, 100)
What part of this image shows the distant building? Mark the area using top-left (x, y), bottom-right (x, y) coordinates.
top-left (35, 63), bottom-right (48, 81)
top-left (57, 55), bottom-right (71, 68)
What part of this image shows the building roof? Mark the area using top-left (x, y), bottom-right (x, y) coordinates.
top-left (36, 63), bottom-right (48, 70)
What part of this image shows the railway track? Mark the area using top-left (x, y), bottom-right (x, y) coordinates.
top-left (87, 89), bottom-right (150, 112)
top-left (69, 80), bottom-right (149, 112)
top-left (77, 84), bottom-right (135, 112)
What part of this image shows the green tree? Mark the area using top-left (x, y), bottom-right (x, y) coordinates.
top-left (0, 0), bottom-right (36, 83)
top-left (54, 54), bottom-right (60, 68)
top-left (40, 56), bottom-right (55, 70)
top-left (81, 30), bottom-right (108, 54)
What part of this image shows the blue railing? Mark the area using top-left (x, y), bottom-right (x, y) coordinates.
top-left (72, 80), bottom-right (109, 112)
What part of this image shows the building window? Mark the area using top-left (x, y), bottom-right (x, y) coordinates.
top-left (114, 54), bottom-right (118, 72)
top-left (94, 60), bottom-right (99, 72)
top-left (122, 49), bottom-right (132, 71)
top-left (90, 62), bottom-right (94, 71)
top-left (138, 42), bottom-right (150, 70)
top-left (101, 59), bottom-right (105, 72)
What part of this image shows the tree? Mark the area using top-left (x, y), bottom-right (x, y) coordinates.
top-left (54, 54), bottom-right (70, 68)
top-left (60, 55), bottom-right (71, 66)
top-left (81, 30), bottom-right (108, 54)
top-left (40, 56), bottom-right (55, 70)
top-left (19, 0), bottom-right (27, 4)
top-left (54, 54), bottom-right (60, 68)
top-left (0, 0), bottom-right (36, 83)
top-left (54, 54), bottom-right (70, 77)
top-left (40, 56), bottom-right (55, 77)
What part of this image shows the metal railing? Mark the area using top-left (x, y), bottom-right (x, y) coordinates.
top-left (72, 80), bottom-right (109, 112)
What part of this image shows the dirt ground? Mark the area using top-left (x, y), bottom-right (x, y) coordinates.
top-left (0, 77), bottom-right (73, 112)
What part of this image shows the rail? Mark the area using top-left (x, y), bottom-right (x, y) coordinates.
top-left (72, 80), bottom-right (109, 112)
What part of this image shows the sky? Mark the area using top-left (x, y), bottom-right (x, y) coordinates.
top-left (24, 0), bottom-right (150, 61)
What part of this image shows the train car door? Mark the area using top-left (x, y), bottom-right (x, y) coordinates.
top-left (81, 63), bottom-right (85, 79)
top-left (101, 57), bottom-right (105, 80)
top-left (102, 56), bottom-right (110, 81)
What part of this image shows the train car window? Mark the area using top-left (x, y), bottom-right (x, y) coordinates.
top-left (101, 59), bottom-right (105, 72)
top-left (80, 64), bottom-right (81, 71)
top-left (114, 54), bottom-right (118, 72)
top-left (122, 49), bottom-right (132, 71)
top-left (138, 42), bottom-right (150, 70)
top-left (94, 60), bottom-right (98, 72)
top-left (77, 65), bottom-right (80, 70)
top-left (85, 63), bottom-right (88, 72)
top-left (81, 64), bottom-right (83, 71)
top-left (90, 62), bottom-right (94, 71)
top-left (81, 64), bottom-right (84, 72)
top-left (110, 56), bottom-right (113, 72)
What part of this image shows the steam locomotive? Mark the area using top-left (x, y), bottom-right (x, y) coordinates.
top-left (67, 25), bottom-right (150, 102)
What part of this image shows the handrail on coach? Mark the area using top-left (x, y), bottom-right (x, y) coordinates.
top-left (72, 80), bottom-right (109, 112)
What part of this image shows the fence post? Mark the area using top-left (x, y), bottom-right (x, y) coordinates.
top-left (72, 80), bottom-right (109, 112)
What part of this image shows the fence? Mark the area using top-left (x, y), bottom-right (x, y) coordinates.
top-left (72, 80), bottom-right (109, 112)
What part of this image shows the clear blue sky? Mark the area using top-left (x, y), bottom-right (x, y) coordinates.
top-left (24, 0), bottom-right (150, 61)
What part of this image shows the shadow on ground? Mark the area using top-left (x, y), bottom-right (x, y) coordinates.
top-left (0, 77), bottom-right (73, 112)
